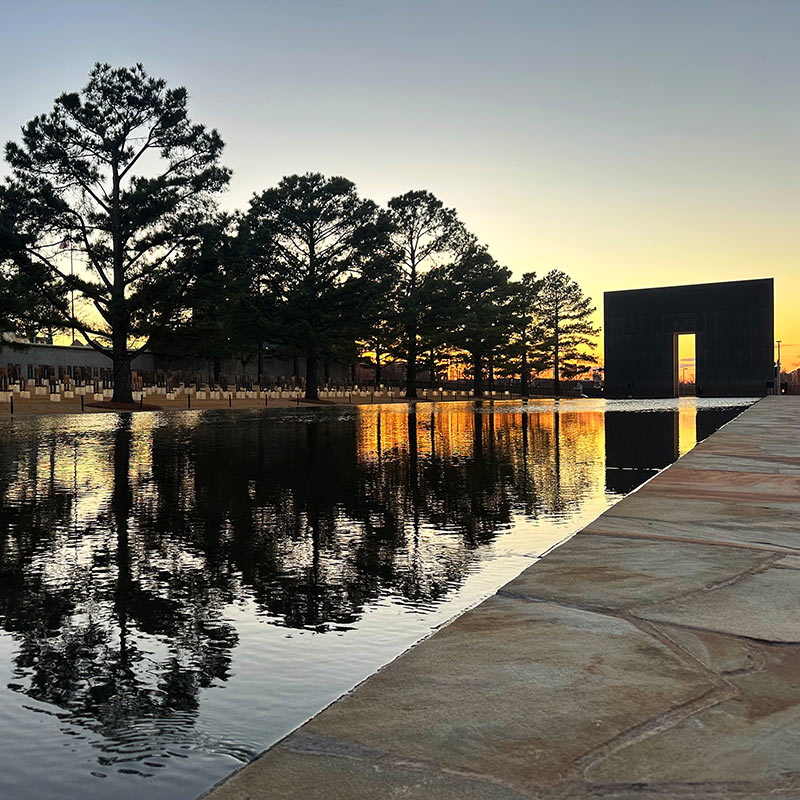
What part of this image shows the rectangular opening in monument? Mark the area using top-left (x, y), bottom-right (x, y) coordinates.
top-left (677, 333), bottom-right (696, 396)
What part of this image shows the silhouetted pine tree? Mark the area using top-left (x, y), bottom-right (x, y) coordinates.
top-left (530, 269), bottom-right (599, 395)
top-left (5, 63), bottom-right (229, 401)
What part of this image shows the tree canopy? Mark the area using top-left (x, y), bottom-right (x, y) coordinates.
top-left (241, 173), bottom-right (393, 399)
top-left (385, 190), bottom-right (468, 398)
top-left (0, 63), bottom-right (602, 399)
top-left (529, 269), bottom-right (599, 395)
top-left (0, 185), bottom-right (68, 339)
top-left (434, 244), bottom-right (516, 396)
top-left (4, 62), bottom-right (229, 400)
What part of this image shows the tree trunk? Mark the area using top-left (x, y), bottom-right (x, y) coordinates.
top-left (473, 352), bottom-right (484, 397)
top-left (405, 324), bottom-right (417, 399)
top-left (407, 410), bottom-right (418, 477)
top-left (375, 350), bottom-right (382, 386)
top-left (472, 410), bottom-right (483, 459)
top-left (488, 353), bottom-right (494, 394)
top-left (553, 309), bottom-right (560, 397)
top-left (111, 334), bottom-right (133, 403)
top-left (521, 344), bottom-right (529, 397)
top-left (305, 352), bottom-right (319, 400)
top-left (112, 417), bottom-right (132, 658)
top-left (429, 350), bottom-right (436, 388)
top-left (110, 157), bottom-right (133, 405)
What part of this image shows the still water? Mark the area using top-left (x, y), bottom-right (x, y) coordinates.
top-left (0, 398), bottom-right (753, 800)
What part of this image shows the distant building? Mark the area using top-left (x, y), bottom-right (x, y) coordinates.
top-left (0, 334), bottom-right (352, 388)
top-left (782, 368), bottom-right (800, 394)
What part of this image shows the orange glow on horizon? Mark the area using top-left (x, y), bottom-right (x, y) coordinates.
top-left (677, 333), bottom-right (696, 385)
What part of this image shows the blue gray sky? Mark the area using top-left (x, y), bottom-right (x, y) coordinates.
top-left (1, 0), bottom-right (798, 363)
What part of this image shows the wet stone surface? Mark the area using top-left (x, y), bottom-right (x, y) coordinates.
top-left (586, 642), bottom-right (800, 788)
top-left (637, 566), bottom-right (800, 643)
top-left (299, 595), bottom-right (715, 789)
top-left (584, 494), bottom-right (800, 552)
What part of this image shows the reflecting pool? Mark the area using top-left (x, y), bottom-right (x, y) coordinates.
top-left (0, 397), bottom-right (753, 799)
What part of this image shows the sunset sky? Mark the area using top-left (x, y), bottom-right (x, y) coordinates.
top-left (1, 0), bottom-right (797, 367)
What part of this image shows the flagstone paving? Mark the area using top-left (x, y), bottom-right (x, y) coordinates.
top-left (204, 396), bottom-right (800, 800)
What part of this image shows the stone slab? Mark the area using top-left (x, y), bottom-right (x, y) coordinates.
top-left (636, 566), bottom-right (800, 643)
top-left (643, 467), bottom-right (800, 505)
top-left (502, 534), bottom-right (769, 611)
top-left (585, 495), bottom-right (800, 553)
top-left (674, 450), bottom-right (800, 476)
top-left (586, 643), bottom-right (800, 788)
top-left (652, 625), bottom-right (759, 674)
top-left (297, 595), bottom-right (714, 792)
top-left (203, 745), bottom-right (531, 800)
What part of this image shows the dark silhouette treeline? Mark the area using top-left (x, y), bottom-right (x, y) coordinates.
top-left (0, 63), bottom-right (599, 402)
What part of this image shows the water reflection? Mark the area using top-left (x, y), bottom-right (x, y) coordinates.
top-left (0, 416), bottom-right (239, 785)
top-left (0, 398), bottom-right (751, 800)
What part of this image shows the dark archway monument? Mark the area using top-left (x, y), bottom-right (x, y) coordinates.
top-left (604, 278), bottom-right (774, 398)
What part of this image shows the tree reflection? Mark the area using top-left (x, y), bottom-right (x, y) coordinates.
top-left (137, 405), bottom-right (607, 628)
top-left (0, 418), bottom-right (238, 775)
top-left (0, 402), bottom-right (672, 773)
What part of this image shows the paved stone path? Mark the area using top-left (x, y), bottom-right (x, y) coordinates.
top-left (205, 396), bottom-right (800, 799)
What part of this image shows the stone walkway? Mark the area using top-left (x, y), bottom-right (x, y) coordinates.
top-left (204, 396), bottom-right (800, 800)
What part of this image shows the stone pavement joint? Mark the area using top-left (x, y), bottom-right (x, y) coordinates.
top-left (279, 731), bottom-right (532, 792)
top-left (626, 553), bottom-right (783, 614)
top-left (203, 396), bottom-right (800, 800)
top-left (580, 528), bottom-right (796, 554)
top-left (564, 681), bottom-right (738, 781)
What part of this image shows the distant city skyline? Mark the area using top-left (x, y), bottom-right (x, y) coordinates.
top-left (1, 0), bottom-right (797, 367)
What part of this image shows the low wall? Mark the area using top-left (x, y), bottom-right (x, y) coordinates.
top-left (0, 341), bottom-right (152, 381)
top-left (0, 342), bottom-right (352, 388)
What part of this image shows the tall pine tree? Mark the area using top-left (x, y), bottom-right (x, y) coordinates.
top-left (530, 269), bottom-right (599, 395)
top-left (385, 190), bottom-right (468, 399)
top-left (242, 174), bottom-right (393, 400)
top-left (5, 63), bottom-right (229, 402)
top-left (434, 244), bottom-right (515, 397)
